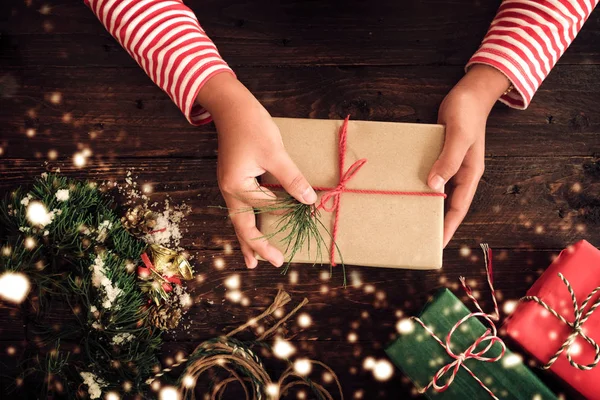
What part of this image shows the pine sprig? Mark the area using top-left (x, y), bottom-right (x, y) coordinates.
top-left (231, 192), bottom-right (346, 286)
top-left (0, 174), bottom-right (163, 398)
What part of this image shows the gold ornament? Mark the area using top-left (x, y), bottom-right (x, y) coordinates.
top-left (138, 244), bottom-right (194, 306)
top-left (148, 244), bottom-right (193, 281)
top-left (139, 280), bottom-right (171, 306)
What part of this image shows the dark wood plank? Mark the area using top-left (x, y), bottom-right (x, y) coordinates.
top-left (0, 247), bottom-right (584, 399)
top-left (10, 249), bottom-right (562, 341)
top-left (0, 339), bottom-right (583, 399)
top-left (0, 305), bottom-right (26, 341)
top-left (1, 0), bottom-right (600, 398)
top-left (1, 0), bottom-right (599, 67)
top-left (1, 65), bottom-right (599, 159)
top-left (1, 156), bottom-right (599, 250)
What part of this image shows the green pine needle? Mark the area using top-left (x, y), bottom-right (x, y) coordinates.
top-left (0, 173), bottom-right (163, 397)
top-left (227, 192), bottom-right (346, 287)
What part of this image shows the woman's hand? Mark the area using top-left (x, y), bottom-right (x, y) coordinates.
top-left (428, 65), bottom-right (511, 247)
top-left (197, 73), bottom-right (317, 269)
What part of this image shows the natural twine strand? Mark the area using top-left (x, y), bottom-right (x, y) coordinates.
top-left (147, 290), bottom-right (343, 400)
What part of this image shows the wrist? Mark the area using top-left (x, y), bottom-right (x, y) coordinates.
top-left (456, 64), bottom-right (511, 111)
top-left (196, 72), bottom-right (255, 120)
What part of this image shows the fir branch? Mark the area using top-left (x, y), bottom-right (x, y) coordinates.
top-left (0, 173), bottom-right (164, 397)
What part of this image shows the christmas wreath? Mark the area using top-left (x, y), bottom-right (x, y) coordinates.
top-left (1, 174), bottom-right (344, 399)
top-left (0, 174), bottom-right (192, 398)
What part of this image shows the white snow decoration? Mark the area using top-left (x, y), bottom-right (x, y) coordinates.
top-left (80, 371), bottom-right (107, 399)
top-left (55, 189), bottom-right (70, 201)
top-left (20, 195), bottom-right (32, 206)
top-left (273, 338), bottom-right (295, 359)
top-left (143, 203), bottom-right (186, 248)
top-left (96, 220), bottom-right (113, 243)
top-left (372, 360), bottom-right (394, 381)
top-left (293, 359), bottom-right (312, 376)
top-left (111, 332), bottom-right (136, 345)
top-left (0, 272), bottom-right (31, 304)
top-left (396, 318), bottom-right (415, 334)
top-left (89, 256), bottom-right (122, 310)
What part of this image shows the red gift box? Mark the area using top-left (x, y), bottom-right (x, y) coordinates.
top-left (505, 240), bottom-right (600, 400)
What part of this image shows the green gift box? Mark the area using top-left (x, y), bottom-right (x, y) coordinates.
top-left (385, 289), bottom-right (557, 400)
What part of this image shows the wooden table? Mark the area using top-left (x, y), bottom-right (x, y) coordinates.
top-left (1, 0), bottom-right (599, 398)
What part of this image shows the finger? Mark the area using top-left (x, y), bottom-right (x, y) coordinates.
top-left (428, 126), bottom-right (471, 191)
top-left (228, 180), bottom-right (289, 217)
top-left (442, 162), bottom-right (484, 247)
top-left (237, 235), bottom-right (258, 269)
top-left (232, 179), bottom-right (281, 209)
top-left (225, 195), bottom-right (284, 268)
top-left (265, 152), bottom-right (317, 205)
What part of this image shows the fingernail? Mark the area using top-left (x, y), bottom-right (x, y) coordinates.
top-left (245, 256), bottom-right (257, 269)
top-left (429, 175), bottom-right (445, 191)
top-left (302, 187), bottom-right (317, 204)
top-left (273, 253), bottom-right (284, 268)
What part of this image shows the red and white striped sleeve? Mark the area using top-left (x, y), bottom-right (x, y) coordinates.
top-left (85, 0), bottom-right (234, 125)
top-left (468, 0), bottom-right (598, 109)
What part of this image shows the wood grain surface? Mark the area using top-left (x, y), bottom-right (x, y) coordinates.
top-left (1, 0), bottom-right (599, 399)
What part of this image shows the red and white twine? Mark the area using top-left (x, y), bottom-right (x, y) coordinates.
top-left (412, 244), bottom-right (506, 398)
top-left (521, 273), bottom-right (600, 370)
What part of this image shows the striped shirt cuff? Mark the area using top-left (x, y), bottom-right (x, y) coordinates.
top-left (85, 0), bottom-right (234, 125)
top-left (467, 0), bottom-right (599, 110)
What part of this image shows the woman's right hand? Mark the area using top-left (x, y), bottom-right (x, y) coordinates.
top-left (197, 73), bottom-right (317, 269)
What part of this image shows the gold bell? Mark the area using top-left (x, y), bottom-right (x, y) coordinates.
top-left (174, 254), bottom-right (193, 280)
top-left (148, 244), bottom-right (178, 273)
top-left (148, 244), bottom-right (193, 281)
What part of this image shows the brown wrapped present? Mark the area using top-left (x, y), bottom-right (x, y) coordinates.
top-left (259, 117), bottom-right (445, 269)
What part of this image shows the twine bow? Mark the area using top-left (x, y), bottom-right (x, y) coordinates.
top-left (263, 115), bottom-right (446, 266)
top-left (522, 273), bottom-right (600, 370)
top-left (318, 159), bottom-right (367, 213)
top-left (412, 244), bottom-right (506, 399)
top-left (139, 252), bottom-right (182, 286)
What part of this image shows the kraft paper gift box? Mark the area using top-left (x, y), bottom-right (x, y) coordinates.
top-left (259, 117), bottom-right (445, 269)
top-left (504, 240), bottom-right (600, 400)
top-left (385, 289), bottom-right (558, 400)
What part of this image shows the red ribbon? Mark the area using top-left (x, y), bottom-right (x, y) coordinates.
top-left (263, 115), bottom-right (447, 266)
top-left (139, 252), bottom-right (182, 291)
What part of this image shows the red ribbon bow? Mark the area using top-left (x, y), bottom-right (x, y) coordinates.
top-left (318, 159), bottom-right (367, 213)
top-left (421, 311), bottom-right (506, 394)
top-left (138, 252), bottom-right (181, 292)
top-left (412, 245), bottom-right (506, 399)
